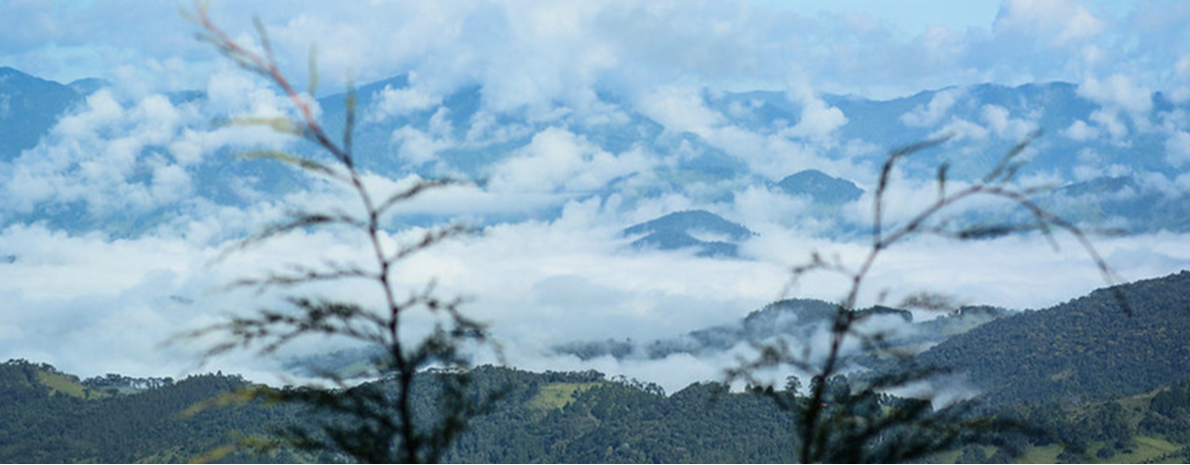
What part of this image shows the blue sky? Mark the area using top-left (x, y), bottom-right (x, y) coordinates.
top-left (2, 0), bottom-right (1187, 99)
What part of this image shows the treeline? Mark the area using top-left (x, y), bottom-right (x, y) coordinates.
top-left (3, 358), bottom-right (1190, 463)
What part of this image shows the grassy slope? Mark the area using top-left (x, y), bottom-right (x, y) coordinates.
top-left (34, 369), bottom-right (109, 400)
top-left (528, 382), bottom-right (602, 410)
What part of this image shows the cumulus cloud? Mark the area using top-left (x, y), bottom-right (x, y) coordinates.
top-left (1165, 131), bottom-right (1190, 167)
top-left (993, 0), bottom-right (1106, 47)
top-left (981, 104), bottom-right (1037, 140)
top-left (486, 127), bottom-right (655, 193)
top-left (369, 83), bottom-right (443, 121)
top-left (901, 88), bottom-right (963, 127)
top-left (1062, 119), bottom-right (1100, 141)
top-left (1078, 73), bottom-right (1153, 115)
top-left (0, 0), bottom-right (1185, 108)
top-left (785, 91), bottom-right (848, 140)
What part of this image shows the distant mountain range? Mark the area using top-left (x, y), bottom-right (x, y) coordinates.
top-left (3, 66), bottom-right (1190, 239)
top-left (555, 296), bottom-right (1010, 363)
top-left (556, 269), bottom-right (1190, 407)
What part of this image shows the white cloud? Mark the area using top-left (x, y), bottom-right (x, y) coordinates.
top-left (3, 177), bottom-right (1189, 392)
top-left (391, 124), bottom-right (454, 166)
top-left (1078, 73), bottom-right (1153, 116)
top-left (1165, 131), bottom-right (1190, 167)
top-left (369, 83), bottom-right (443, 121)
top-left (994, 0), bottom-right (1106, 47)
top-left (1062, 119), bottom-right (1099, 141)
top-left (486, 127), bottom-right (655, 193)
top-left (786, 92), bottom-right (848, 140)
top-left (931, 117), bottom-right (990, 142)
top-left (637, 86), bottom-right (725, 137)
top-left (1089, 108), bottom-right (1129, 142)
top-left (981, 104), bottom-right (1036, 140)
top-left (901, 88), bottom-right (963, 127)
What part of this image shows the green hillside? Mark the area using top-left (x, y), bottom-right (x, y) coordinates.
top-left (914, 271), bottom-right (1190, 405)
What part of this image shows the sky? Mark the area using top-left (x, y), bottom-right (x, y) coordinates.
top-left (2, 0), bottom-right (1188, 99)
top-left (2, 0), bottom-right (1190, 393)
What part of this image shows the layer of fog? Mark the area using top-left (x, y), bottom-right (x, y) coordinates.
top-left (3, 192), bottom-right (1189, 394)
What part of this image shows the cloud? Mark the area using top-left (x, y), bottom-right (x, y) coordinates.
top-left (994, 0), bottom-right (1106, 47)
top-left (486, 127), bottom-right (656, 193)
top-left (3, 175), bottom-right (1189, 393)
top-left (981, 104), bottom-right (1037, 140)
top-left (1078, 73), bottom-right (1153, 116)
top-left (637, 86), bottom-right (725, 137)
top-left (368, 83), bottom-right (443, 121)
top-left (1, 71), bottom-right (300, 218)
top-left (785, 90), bottom-right (848, 140)
top-left (1165, 131), bottom-right (1190, 167)
top-left (1, 0), bottom-right (1187, 106)
top-left (901, 88), bottom-right (963, 127)
top-left (1062, 119), bottom-right (1100, 141)
top-left (390, 122), bottom-right (455, 166)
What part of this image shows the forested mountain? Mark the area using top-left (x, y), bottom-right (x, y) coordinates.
top-left (0, 360), bottom-right (800, 463)
top-left (914, 270), bottom-right (1190, 405)
top-left (5, 356), bottom-right (1190, 464)
top-left (0, 359), bottom-right (294, 463)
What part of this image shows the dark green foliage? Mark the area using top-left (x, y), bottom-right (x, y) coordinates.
top-left (1140, 382), bottom-right (1190, 443)
top-left (0, 360), bottom-right (287, 463)
top-left (7, 360), bottom-right (1190, 463)
top-left (915, 271), bottom-right (1190, 405)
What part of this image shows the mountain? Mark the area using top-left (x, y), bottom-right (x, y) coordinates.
top-left (0, 359), bottom-right (296, 463)
top-left (774, 169), bottom-right (864, 205)
top-left (5, 67), bottom-right (1190, 237)
top-left (0, 67), bottom-right (84, 162)
top-left (555, 298), bottom-right (1007, 362)
top-left (0, 360), bottom-right (800, 463)
top-left (1030, 176), bottom-right (1190, 233)
top-left (913, 270), bottom-right (1190, 405)
top-left (622, 209), bottom-right (755, 258)
top-left (6, 356), bottom-right (1190, 463)
top-left (66, 77), bottom-right (111, 96)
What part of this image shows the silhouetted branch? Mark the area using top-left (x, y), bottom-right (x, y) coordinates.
top-left (180, 3), bottom-right (500, 463)
top-left (736, 134), bottom-right (1132, 463)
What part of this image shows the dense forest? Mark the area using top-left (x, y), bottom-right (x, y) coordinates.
top-left (915, 270), bottom-right (1190, 405)
top-left (3, 359), bottom-right (1190, 463)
